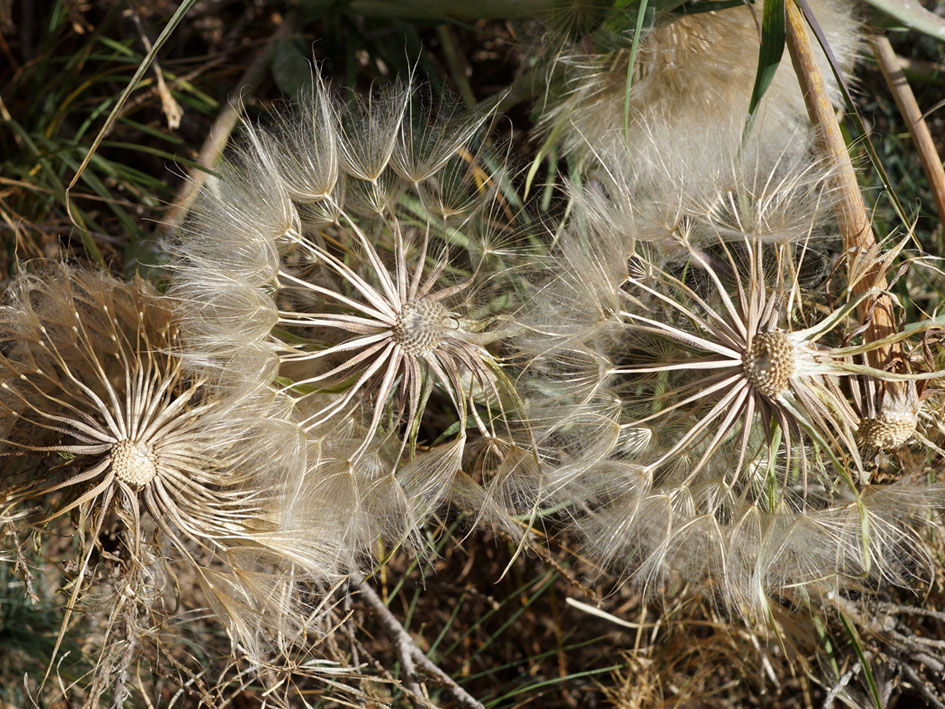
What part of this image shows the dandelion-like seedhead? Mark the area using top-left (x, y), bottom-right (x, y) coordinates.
top-left (516, 157), bottom-right (944, 615)
top-left (171, 74), bottom-right (531, 551)
top-left (568, 113), bottom-right (842, 258)
top-left (0, 264), bottom-right (345, 684)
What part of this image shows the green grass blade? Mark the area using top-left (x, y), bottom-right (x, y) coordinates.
top-left (66, 0), bottom-right (200, 194)
top-left (745, 0), bottom-right (786, 136)
top-left (838, 611), bottom-right (882, 709)
top-left (622, 0), bottom-right (650, 146)
top-left (484, 664), bottom-right (623, 706)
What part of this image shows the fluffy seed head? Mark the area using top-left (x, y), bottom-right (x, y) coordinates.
top-left (533, 0), bottom-right (861, 170)
top-left (169, 73), bottom-right (529, 552)
top-left (0, 264), bottom-right (346, 679)
top-left (514, 212), bottom-right (945, 617)
top-left (743, 331), bottom-right (796, 398)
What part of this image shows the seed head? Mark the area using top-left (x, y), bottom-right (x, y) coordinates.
top-left (169, 74), bottom-right (527, 552)
top-left (392, 299), bottom-right (451, 356)
top-left (515, 219), bottom-right (939, 617)
top-left (743, 331), bottom-right (795, 398)
top-left (534, 0), bottom-right (861, 170)
top-left (850, 379), bottom-right (923, 455)
top-left (858, 411), bottom-right (917, 450)
top-left (0, 263), bottom-right (337, 683)
top-left (110, 439), bottom-right (158, 487)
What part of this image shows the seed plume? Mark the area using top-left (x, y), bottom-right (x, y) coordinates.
top-left (0, 263), bottom-right (335, 684)
top-left (170, 74), bottom-right (529, 548)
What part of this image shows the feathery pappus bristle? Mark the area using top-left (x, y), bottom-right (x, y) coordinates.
top-left (169, 70), bottom-right (535, 554)
top-left (513, 142), bottom-right (945, 618)
top-left (533, 0), bottom-right (862, 171)
top-left (0, 262), bottom-right (346, 688)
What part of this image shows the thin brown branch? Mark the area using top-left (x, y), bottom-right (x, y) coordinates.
top-left (784, 0), bottom-right (898, 369)
top-left (897, 54), bottom-right (945, 85)
top-left (899, 662), bottom-right (945, 709)
top-left (351, 572), bottom-right (486, 709)
top-left (161, 13), bottom-right (297, 233)
top-left (870, 33), bottom-right (945, 232)
top-left (128, 1), bottom-right (182, 130)
top-left (821, 659), bottom-right (860, 709)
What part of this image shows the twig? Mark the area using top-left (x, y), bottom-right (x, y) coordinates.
top-left (127, 2), bottom-right (183, 130)
top-left (876, 603), bottom-right (945, 624)
top-left (784, 0), bottom-right (898, 370)
top-left (821, 659), bottom-right (860, 709)
top-left (832, 596), bottom-right (945, 681)
top-left (351, 572), bottom-right (485, 709)
top-left (899, 661), bottom-right (945, 709)
top-left (870, 33), bottom-right (945, 233)
top-left (161, 13), bottom-right (297, 234)
top-left (897, 54), bottom-right (945, 85)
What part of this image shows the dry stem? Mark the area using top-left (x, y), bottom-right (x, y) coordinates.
top-left (870, 33), bottom-right (945, 232)
top-left (785, 0), bottom-right (898, 369)
top-left (351, 572), bottom-right (486, 709)
top-left (161, 13), bottom-right (296, 233)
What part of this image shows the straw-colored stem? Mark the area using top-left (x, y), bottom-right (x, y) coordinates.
top-left (870, 33), bottom-right (945, 232)
top-left (784, 0), bottom-right (898, 369)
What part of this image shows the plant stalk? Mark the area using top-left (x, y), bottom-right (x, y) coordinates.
top-left (784, 0), bottom-right (898, 370)
top-left (870, 33), bottom-right (945, 233)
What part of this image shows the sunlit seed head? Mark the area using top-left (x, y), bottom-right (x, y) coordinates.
top-left (392, 299), bottom-right (450, 356)
top-left (857, 412), bottom-right (917, 451)
top-left (742, 331), bottom-right (795, 398)
top-left (110, 439), bottom-right (158, 487)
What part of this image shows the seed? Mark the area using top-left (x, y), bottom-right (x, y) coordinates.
top-left (392, 299), bottom-right (450, 356)
top-left (743, 331), bottom-right (795, 398)
top-left (111, 439), bottom-right (158, 487)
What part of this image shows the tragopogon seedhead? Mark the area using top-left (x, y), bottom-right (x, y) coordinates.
top-left (171, 73), bottom-right (530, 549)
top-left (0, 264), bottom-right (337, 683)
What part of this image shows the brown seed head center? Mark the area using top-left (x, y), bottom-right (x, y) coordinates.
top-left (857, 411), bottom-right (917, 450)
top-left (392, 299), bottom-right (450, 356)
top-left (111, 439), bottom-right (158, 487)
top-left (743, 331), bottom-right (795, 398)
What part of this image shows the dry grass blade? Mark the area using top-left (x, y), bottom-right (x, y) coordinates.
top-left (162, 13), bottom-right (298, 234)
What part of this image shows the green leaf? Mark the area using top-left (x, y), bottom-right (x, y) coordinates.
top-left (839, 612), bottom-right (883, 709)
top-left (271, 38), bottom-right (313, 95)
top-left (863, 0), bottom-right (945, 41)
top-left (746, 0), bottom-right (786, 133)
top-left (623, 0), bottom-right (651, 145)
